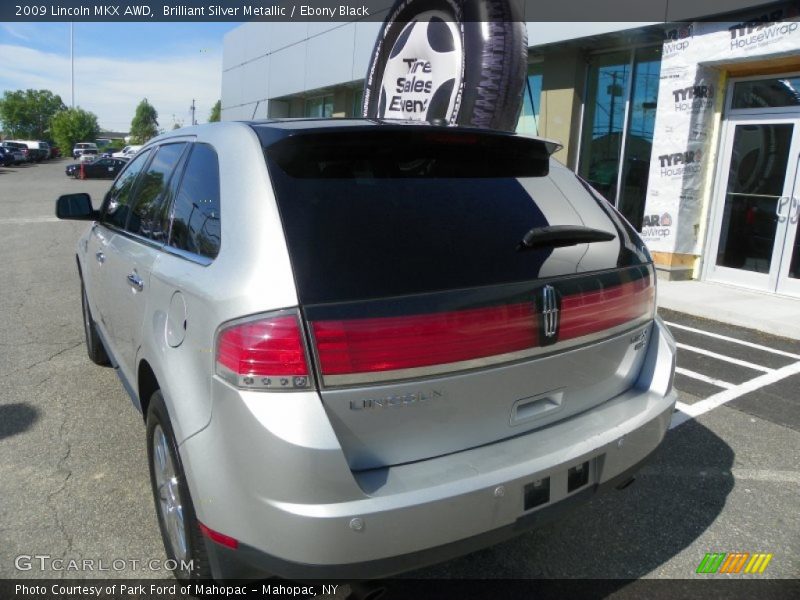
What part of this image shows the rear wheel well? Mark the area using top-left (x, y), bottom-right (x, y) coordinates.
top-left (138, 360), bottom-right (159, 419)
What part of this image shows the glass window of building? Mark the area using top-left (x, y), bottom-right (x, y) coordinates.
top-left (352, 89), bottom-right (364, 117)
top-left (305, 95), bottom-right (334, 118)
top-left (578, 47), bottom-right (661, 230)
top-left (731, 76), bottom-right (800, 109)
top-left (517, 62), bottom-right (544, 136)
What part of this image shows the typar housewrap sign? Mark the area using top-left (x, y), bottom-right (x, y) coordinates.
top-left (643, 4), bottom-right (800, 254)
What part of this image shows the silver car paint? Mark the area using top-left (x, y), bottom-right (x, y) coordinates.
top-left (179, 317), bottom-right (675, 566)
top-left (74, 121), bottom-right (677, 576)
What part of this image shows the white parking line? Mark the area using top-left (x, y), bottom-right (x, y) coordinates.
top-left (674, 367), bottom-right (735, 389)
top-left (0, 217), bottom-right (59, 225)
top-left (676, 343), bottom-right (773, 373)
top-left (670, 360), bottom-right (800, 429)
top-left (665, 321), bottom-right (800, 361)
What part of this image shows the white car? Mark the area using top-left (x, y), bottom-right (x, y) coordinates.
top-left (112, 145), bottom-right (142, 159)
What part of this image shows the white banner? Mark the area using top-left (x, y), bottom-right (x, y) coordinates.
top-left (643, 6), bottom-right (800, 254)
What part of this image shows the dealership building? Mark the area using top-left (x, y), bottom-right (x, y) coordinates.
top-left (221, 2), bottom-right (800, 297)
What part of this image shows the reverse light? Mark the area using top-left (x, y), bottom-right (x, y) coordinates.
top-left (215, 311), bottom-right (312, 391)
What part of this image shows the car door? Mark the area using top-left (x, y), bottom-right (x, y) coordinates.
top-left (104, 142), bottom-right (189, 385)
top-left (89, 148), bottom-right (153, 366)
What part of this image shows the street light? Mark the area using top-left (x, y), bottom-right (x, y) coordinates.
top-left (70, 23), bottom-right (74, 108)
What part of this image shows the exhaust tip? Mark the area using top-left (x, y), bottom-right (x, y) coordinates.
top-left (616, 476), bottom-right (636, 491)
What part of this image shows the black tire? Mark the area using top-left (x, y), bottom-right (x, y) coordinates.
top-left (146, 391), bottom-right (211, 581)
top-left (362, 0), bottom-right (527, 131)
top-left (81, 284), bottom-right (110, 366)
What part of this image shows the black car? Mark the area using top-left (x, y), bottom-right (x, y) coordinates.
top-left (0, 147), bottom-right (16, 167)
top-left (65, 157), bottom-right (128, 179)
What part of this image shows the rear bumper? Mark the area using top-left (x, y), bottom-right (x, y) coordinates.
top-left (180, 318), bottom-right (676, 579)
top-left (208, 444), bottom-right (662, 580)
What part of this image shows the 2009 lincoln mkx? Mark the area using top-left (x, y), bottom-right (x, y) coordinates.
top-left (56, 119), bottom-right (677, 580)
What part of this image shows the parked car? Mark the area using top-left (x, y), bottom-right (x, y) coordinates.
top-left (0, 145), bottom-right (25, 165)
top-left (78, 150), bottom-right (99, 163)
top-left (112, 145), bottom-right (142, 159)
top-left (55, 120), bottom-right (676, 581)
top-left (1, 141), bottom-right (31, 162)
top-left (15, 140), bottom-right (50, 161)
top-left (65, 157), bottom-right (128, 179)
top-left (0, 147), bottom-right (16, 166)
top-left (73, 142), bottom-right (99, 159)
top-left (48, 144), bottom-right (62, 159)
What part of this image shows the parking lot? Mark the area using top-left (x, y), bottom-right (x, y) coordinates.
top-left (0, 159), bottom-right (798, 583)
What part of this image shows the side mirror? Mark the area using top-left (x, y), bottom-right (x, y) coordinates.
top-left (55, 193), bottom-right (98, 220)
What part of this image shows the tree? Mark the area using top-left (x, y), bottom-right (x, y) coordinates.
top-left (130, 98), bottom-right (159, 144)
top-left (50, 108), bottom-right (100, 154)
top-left (0, 89), bottom-right (66, 139)
top-left (208, 100), bottom-right (221, 123)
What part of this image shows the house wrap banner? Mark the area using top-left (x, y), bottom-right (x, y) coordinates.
top-left (642, 5), bottom-right (800, 254)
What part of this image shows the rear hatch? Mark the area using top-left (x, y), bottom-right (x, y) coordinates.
top-left (259, 125), bottom-right (655, 470)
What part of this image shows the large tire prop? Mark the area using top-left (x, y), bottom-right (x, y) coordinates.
top-left (363, 0), bottom-right (527, 131)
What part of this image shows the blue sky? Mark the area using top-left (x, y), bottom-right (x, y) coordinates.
top-left (0, 22), bottom-right (238, 131)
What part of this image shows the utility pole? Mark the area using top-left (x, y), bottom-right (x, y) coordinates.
top-left (70, 23), bottom-right (75, 108)
top-left (190, 99), bottom-right (196, 126)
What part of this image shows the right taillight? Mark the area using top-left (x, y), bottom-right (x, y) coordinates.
top-left (215, 311), bottom-right (312, 391)
top-left (560, 276), bottom-right (654, 342)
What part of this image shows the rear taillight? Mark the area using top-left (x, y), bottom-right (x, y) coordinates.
top-left (312, 303), bottom-right (538, 376)
top-left (560, 278), bottom-right (654, 341)
top-left (215, 311), bottom-right (312, 391)
top-left (310, 273), bottom-right (654, 383)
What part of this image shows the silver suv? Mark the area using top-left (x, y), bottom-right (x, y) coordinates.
top-left (56, 120), bottom-right (677, 580)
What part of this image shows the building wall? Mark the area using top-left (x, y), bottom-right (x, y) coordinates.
top-left (220, 4), bottom-right (800, 286)
top-left (220, 22), bottom-right (648, 123)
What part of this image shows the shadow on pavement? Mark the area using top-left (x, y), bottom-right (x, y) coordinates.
top-left (403, 418), bottom-right (734, 581)
top-left (0, 402), bottom-right (40, 440)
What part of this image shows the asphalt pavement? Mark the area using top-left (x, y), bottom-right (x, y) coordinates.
top-left (0, 160), bottom-right (798, 586)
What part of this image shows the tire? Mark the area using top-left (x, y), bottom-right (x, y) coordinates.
top-left (81, 284), bottom-right (110, 366)
top-left (362, 0), bottom-right (527, 131)
top-left (146, 391), bottom-right (211, 581)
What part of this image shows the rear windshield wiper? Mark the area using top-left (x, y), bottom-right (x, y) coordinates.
top-left (517, 225), bottom-right (616, 251)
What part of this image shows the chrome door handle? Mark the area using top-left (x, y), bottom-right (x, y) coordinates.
top-left (126, 273), bottom-right (144, 291)
top-left (790, 197), bottom-right (799, 224)
top-left (95, 251), bottom-right (105, 264)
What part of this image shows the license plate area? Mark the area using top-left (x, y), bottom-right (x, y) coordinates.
top-left (523, 456), bottom-right (600, 512)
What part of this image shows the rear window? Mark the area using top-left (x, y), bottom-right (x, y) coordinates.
top-left (264, 130), bottom-right (576, 305)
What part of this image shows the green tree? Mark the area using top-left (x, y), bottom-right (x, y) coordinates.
top-left (50, 108), bottom-right (100, 155)
top-left (208, 100), bottom-right (221, 123)
top-left (130, 98), bottom-right (159, 144)
top-left (0, 89), bottom-right (66, 139)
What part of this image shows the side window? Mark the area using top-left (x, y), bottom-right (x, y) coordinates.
top-left (101, 149), bottom-right (152, 229)
top-left (126, 143), bottom-right (187, 241)
top-left (169, 144), bottom-right (221, 259)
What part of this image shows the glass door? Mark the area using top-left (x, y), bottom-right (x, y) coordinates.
top-left (776, 163), bottom-right (800, 296)
top-left (706, 114), bottom-right (800, 295)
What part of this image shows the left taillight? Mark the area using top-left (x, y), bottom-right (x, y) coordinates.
top-left (215, 311), bottom-right (313, 391)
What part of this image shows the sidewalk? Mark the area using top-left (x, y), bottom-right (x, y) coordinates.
top-left (656, 279), bottom-right (800, 341)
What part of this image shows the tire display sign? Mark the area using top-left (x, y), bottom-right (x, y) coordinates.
top-left (363, 0), bottom-right (527, 131)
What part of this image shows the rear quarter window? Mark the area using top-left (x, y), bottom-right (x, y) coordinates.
top-left (168, 143), bottom-right (221, 260)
